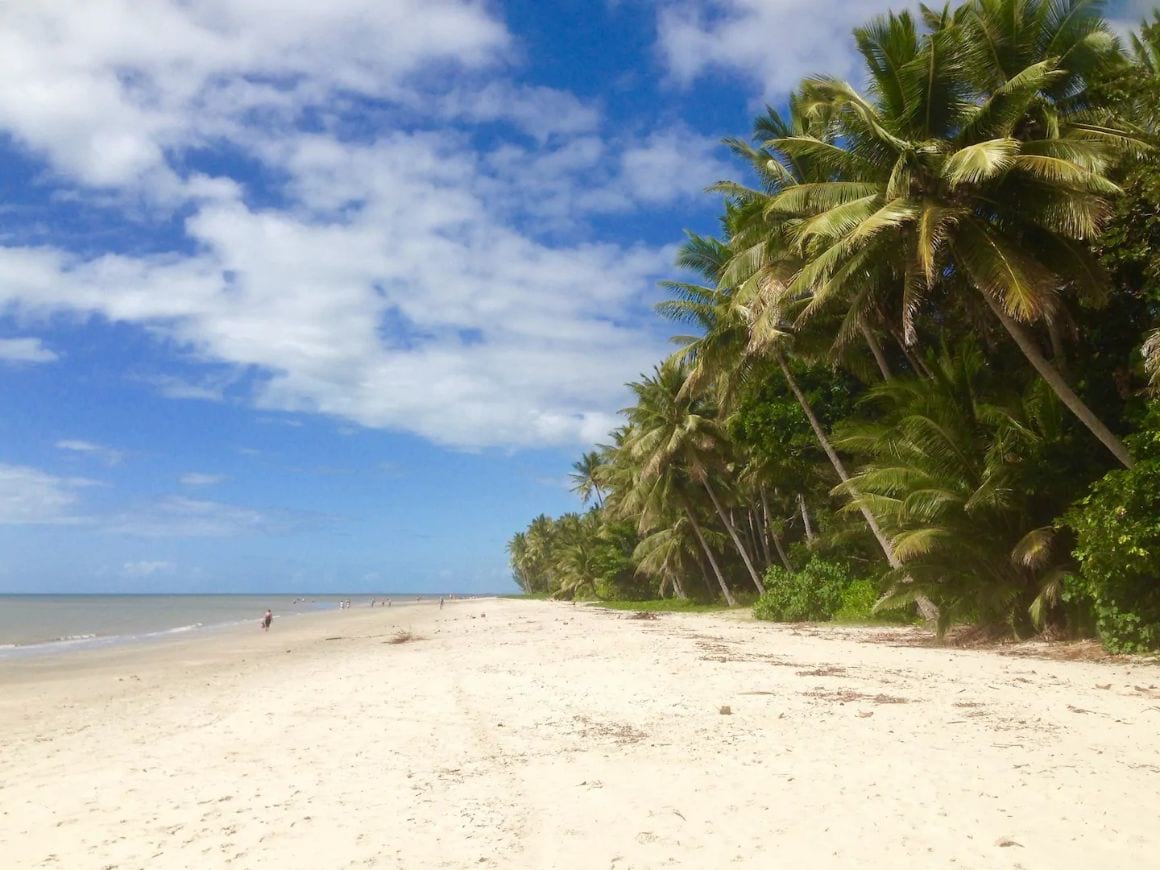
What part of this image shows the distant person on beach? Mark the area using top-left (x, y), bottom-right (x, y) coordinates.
top-left (261, 609), bottom-right (273, 631)
top-left (440, 597), bottom-right (444, 610)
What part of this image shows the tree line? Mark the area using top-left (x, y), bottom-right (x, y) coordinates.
top-left (509, 0), bottom-right (1160, 652)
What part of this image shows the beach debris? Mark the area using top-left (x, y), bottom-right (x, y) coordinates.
top-left (805, 689), bottom-right (910, 705)
top-left (626, 611), bottom-right (659, 621)
top-left (1095, 683), bottom-right (1112, 690)
top-left (995, 837), bottom-right (1023, 848)
top-left (796, 665), bottom-right (846, 677)
top-left (719, 705), bottom-right (732, 715)
top-left (387, 629), bottom-right (420, 645)
top-left (857, 711), bottom-right (874, 718)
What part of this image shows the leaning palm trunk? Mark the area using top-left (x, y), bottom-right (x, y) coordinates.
top-left (860, 322), bottom-right (893, 381)
top-left (749, 509), bottom-right (772, 569)
top-left (797, 493), bottom-right (815, 545)
top-left (703, 479), bottom-right (766, 595)
top-left (774, 350), bottom-right (938, 621)
top-left (684, 505), bottom-right (738, 607)
top-left (889, 326), bottom-right (933, 378)
top-left (761, 487), bottom-right (794, 571)
top-left (983, 296), bottom-right (1133, 469)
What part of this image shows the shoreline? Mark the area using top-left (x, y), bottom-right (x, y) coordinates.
top-left (2, 598), bottom-right (1157, 868)
top-left (0, 594), bottom-right (476, 660)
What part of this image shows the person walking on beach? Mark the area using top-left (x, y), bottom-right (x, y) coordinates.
top-left (262, 609), bottom-right (273, 631)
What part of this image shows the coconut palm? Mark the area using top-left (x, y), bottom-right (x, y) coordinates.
top-left (836, 345), bottom-right (1077, 635)
top-left (607, 422), bottom-right (740, 606)
top-left (569, 450), bottom-right (605, 507)
top-left (621, 363), bottom-right (765, 596)
top-left (760, 3), bottom-right (1140, 467)
top-left (659, 227), bottom-right (940, 619)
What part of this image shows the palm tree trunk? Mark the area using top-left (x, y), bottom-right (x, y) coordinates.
top-left (775, 349), bottom-right (939, 621)
top-left (983, 295), bottom-right (1133, 469)
top-left (761, 487), bottom-right (794, 571)
top-left (750, 508), bottom-right (772, 569)
top-left (860, 322), bottom-right (893, 381)
top-left (703, 479), bottom-right (766, 595)
top-left (1046, 318), bottom-right (1068, 376)
top-left (685, 506), bottom-right (738, 607)
top-left (797, 493), bottom-right (815, 545)
top-left (889, 326), bottom-right (933, 378)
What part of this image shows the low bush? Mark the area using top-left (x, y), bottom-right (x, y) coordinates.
top-left (753, 558), bottom-right (850, 622)
top-left (832, 578), bottom-right (878, 622)
top-left (1066, 427), bottom-right (1160, 652)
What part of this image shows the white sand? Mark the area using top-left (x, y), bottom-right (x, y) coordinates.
top-left (1, 598), bottom-right (1158, 869)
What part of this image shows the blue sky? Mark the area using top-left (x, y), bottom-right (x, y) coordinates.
top-left (0, 0), bottom-right (1150, 593)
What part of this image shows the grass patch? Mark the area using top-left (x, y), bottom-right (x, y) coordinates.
top-left (592, 599), bottom-right (734, 613)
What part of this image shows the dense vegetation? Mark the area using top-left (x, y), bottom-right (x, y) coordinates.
top-left (509, 1), bottom-right (1160, 652)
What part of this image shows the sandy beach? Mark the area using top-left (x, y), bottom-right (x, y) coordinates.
top-left (1, 598), bottom-right (1158, 869)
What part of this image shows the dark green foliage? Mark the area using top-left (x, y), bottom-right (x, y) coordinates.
top-left (507, 3), bottom-right (1160, 651)
top-left (838, 347), bottom-right (1088, 637)
top-left (1066, 422), bottom-right (1160, 652)
top-left (507, 510), bottom-right (642, 600)
top-left (753, 558), bottom-right (851, 622)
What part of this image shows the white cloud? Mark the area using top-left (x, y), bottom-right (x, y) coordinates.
top-left (0, 0), bottom-right (510, 190)
top-left (180, 472), bottom-right (226, 487)
top-left (104, 496), bottom-right (271, 538)
top-left (435, 82), bottom-right (602, 141)
top-left (656, 0), bottom-right (899, 96)
top-left (0, 134), bottom-right (679, 448)
top-left (0, 337), bottom-right (59, 364)
top-left (0, 464), bottom-right (90, 524)
top-left (121, 560), bottom-right (175, 577)
top-left (0, 1), bottom-right (720, 450)
top-left (55, 439), bottom-right (124, 466)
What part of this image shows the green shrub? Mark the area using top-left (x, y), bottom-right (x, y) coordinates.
top-left (1066, 446), bottom-right (1160, 653)
top-left (833, 578), bottom-right (878, 622)
top-left (753, 558), bottom-right (850, 622)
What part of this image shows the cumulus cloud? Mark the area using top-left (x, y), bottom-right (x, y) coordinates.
top-left (0, 337), bottom-right (59, 364)
top-left (0, 0), bottom-right (510, 190)
top-left (0, 2), bottom-right (721, 450)
top-left (656, 0), bottom-right (903, 96)
top-left (55, 439), bottom-right (124, 466)
top-left (0, 464), bottom-right (91, 524)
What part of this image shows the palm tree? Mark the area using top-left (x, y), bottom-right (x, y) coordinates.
top-left (836, 345), bottom-right (1077, 636)
top-left (607, 423), bottom-right (740, 606)
top-left (507, 531), bottom-right (531, 592)
top-left (758, 4), bottom-right (1141, 468)
top-left (622, 363), bottom-right (767, 596)
top-left (659, 227), bottom-right (940, 618)
top-left (1131, 11), bottom-right (1160, 74)
top-left (632, 517), bottom-right (703, 599)
top-left (569, 450), bottom-right (605, 507)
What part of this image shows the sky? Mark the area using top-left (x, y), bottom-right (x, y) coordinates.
top-left (0, 0), bottom-right (1151, 594)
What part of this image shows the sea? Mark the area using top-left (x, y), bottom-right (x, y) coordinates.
top-left (0, 594), bottom-right (426, 659)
